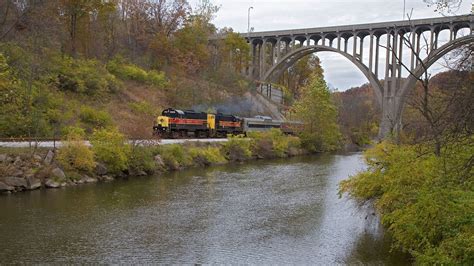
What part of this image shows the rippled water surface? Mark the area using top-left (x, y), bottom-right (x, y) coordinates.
top-left (0, 153), bottom-right (410, 264)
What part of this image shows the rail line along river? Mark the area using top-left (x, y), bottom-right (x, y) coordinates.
top-left (0, 153), bottom-right (410, 264)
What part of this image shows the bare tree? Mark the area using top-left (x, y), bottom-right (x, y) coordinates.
top-left (381, 13), bottom-right (472, 156)
top-left (423, 0), bottom-right (463, 15)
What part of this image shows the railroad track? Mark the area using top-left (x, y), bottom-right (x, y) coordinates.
top-left (0, 138), bottom-right (229, 148)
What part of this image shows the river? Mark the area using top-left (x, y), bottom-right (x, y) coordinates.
top-left (0, 153), bottom-right (410, 264)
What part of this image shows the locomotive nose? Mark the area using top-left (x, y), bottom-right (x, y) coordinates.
top-left (157, 116), bottom-right (169, 127)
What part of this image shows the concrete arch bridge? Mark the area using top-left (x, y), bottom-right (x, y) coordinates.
top-left (221, 15), bottom-right (473, 138)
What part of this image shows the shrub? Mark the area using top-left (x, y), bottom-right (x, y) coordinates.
top-left (221, 135), bottom-right (252, 162)
top-left (349, 128), bottom-right (371, 147)
top-left (107, 56), bottom-right (168, 88)
top-left (251, 137), bottom-right (274, 158)
top-left (287, 136), bottom-right (301, 150)
top-left (56, 126), bottom-right (95, 173)
top-left (129, 101), bottom-right (156, 116)
top-left (53, 56), bottom-right (121, 95)
top-left (128, 146), bottom-right (157, 174)
top-left (339, 140), bottom-right (474, 264)
top-left (189, 146), bottom-right (227, 166)
top-left (147, 70), bottom-right (168, 87)
top-left (90, 128), bottom-right (130, 174)
top-left (79, 106), bottom-right (113, 130)
top-left (158, 144), bottom-right (192, 170)
top-left (248, 129), bottom-right (297, 158)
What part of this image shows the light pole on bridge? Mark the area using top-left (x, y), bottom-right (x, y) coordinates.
top-left (247, 6), bottom-right (254, 80)
top-left (248, 6), bottom-right (254, 39)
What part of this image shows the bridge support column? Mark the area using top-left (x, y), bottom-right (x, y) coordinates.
top-left (249, 42), bottom-right (257, 79)
top-left (375, 36), bottom-right (380, 77)
top-left (259, 40), bottom-right (267, 80)
top-left (429, 27), bottom-right (435, 54)
top-left (270, 41), bottom-right (275, 65)
top-left (352, 33), bottom-right (357, 58)
top-left (410, 29), bottom-right (416, 71)
top-left (379, 91), bottom-right (402, 139)
top-left (369, 33), bottom-right (374, 71)
top-left (276, 38), bottom-right (281, 62)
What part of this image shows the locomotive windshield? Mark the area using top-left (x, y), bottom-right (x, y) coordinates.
top-left (162, 108), bottom-right (184, 118)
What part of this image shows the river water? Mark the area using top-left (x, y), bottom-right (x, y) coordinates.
top-left (0, 153), bottom-right (410, 264)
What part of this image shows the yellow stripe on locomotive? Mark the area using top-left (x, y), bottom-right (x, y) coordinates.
top-left (157, 116), bottom-right (169, 128)
top-left (207, 114), bottom-right (215, 130)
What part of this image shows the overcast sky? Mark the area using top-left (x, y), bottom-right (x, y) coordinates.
top-left (194, 0), bottom-right (472, 90)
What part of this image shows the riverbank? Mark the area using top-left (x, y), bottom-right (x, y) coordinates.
top-left (339, 141), bottom-right (473, 264)
top-left (0, 130), bottom-right (308, 194)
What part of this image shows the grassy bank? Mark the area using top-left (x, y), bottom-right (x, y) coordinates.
top-left (0, 129), bottom-right (308, 194)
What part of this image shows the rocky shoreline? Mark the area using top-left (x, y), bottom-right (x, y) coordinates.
top-left (0, 149), bottom-right (166, 194)
top-left (1, 131), bottom-right (312, 195)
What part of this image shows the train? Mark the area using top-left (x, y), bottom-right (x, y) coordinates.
top-left (153, 108), bottom-right (301, 138)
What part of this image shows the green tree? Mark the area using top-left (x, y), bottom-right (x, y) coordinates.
top-left (171, 0), bottom-right (219, 74)
top-left (281, 55), bottom-right (321, 98)
top-left (291, 68), bottom-right (341, 152)
top-left (0, 53), bottom-right (30, 137)
top-left (221, 30), bottom-right (250, 71)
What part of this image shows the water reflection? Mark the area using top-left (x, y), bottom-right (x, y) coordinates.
top-left (0, 154), bottom-right (409, 264)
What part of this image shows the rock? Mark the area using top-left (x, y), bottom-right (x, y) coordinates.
top-left (12, 169), bottom-right (24, 177)
top-left (45, 179), bottom-right (61, 188)
top-left (0, 154), bottom-right (6, 163)
top-left (101, 175), bottom-right (114, 182)
top-left (2, 176), bottom-right (27, 188)
top-left (115, 172), bottom-right (126, 178)
top-left (82, 176), bottom-right (98, 184)
top-left (51, 167), bottom-right (66, 180)
top-left (95, 163), bottom-right (108, 176)
top-left (138, 171), bottom-right (147, 176)
top-left (24, 169), bottom-right (35, 177)
top-left (51, 168), bottom-right (66, 180)
top-left (44, 150), bottom-right (54, 165)
top-left (26, 176), bottom-right (41, 190)
top-left (13, 156), bottom-right (22, 166)
top-left (0, 181), bottom-right (14, 192)
top-left (154, 155), bottom-right (165, 168)
top-left (33, 154), bottom-right (42, 162)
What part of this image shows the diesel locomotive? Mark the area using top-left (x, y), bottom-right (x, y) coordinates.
top-left (153, 108), bottom-right (300, 138)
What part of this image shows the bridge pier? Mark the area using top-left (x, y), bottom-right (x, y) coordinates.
top-left (379, 80), bottom-right (403, 139)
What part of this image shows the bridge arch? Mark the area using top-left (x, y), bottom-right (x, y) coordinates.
top-left (394, 35), bottom-right (474, 118)
top-left (261, 45), bottom-right (384, 106)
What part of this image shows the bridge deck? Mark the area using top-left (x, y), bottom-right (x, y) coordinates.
top-left (210, 15), bottom-right (473, 40)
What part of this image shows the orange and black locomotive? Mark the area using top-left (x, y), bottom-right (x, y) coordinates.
top-left (153, 108), bottom-right (243, 138)
top-left (153, 108), bottom-right (301, 138)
